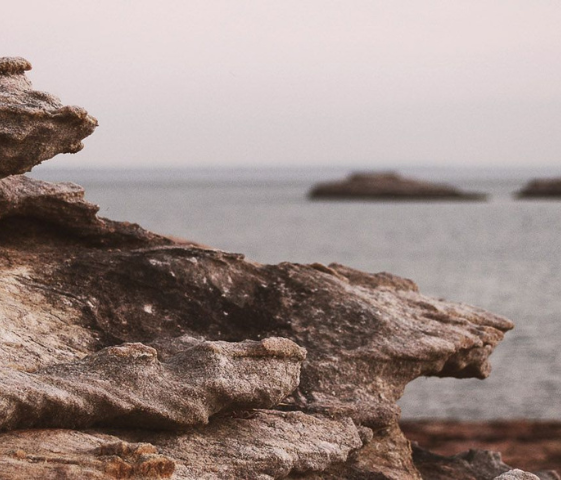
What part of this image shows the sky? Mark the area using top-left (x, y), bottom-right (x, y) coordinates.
top-left (2, 1), bottom-right (561, 169)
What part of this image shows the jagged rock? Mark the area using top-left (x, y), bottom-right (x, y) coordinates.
top-left (0, 175), bottom-right (176, 247)
top-left (0, 177), bottom-right (514, 478)
top-left (517, 178), bottom-right (561, 198)
top-left (0, 57), bottom-right (97, 178)
top-left (309, 172), bottom-right (486, 201)
top-left (0, 411), bottom-right (363, 479)
top-left (0, 338), bottom-right (305, 431)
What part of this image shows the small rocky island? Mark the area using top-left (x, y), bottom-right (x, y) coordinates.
top-left (517, 178), bottom-right (561, 198)
top-left (0, 57), bottom-right (557, 479)
top-left (309, 172), bottom-right (487, 201)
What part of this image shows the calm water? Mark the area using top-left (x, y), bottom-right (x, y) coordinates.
top-left (32, 166), bottom-right (561, 420)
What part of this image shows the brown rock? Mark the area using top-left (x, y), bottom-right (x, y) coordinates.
top-left (0, 177), bottom-right (514, 478)
top-left (309, 172), bottom-right (486, 201)
top-left (0, 57), bottom-right (97, 178)
top-left (0, 175), bottom-right (174, 247)
top-left (0, 338), bottom-right (305, 431)
top-left (0, 411), bottom-right (363, 479)
top-left (517, 178), bottom-right (561, 198)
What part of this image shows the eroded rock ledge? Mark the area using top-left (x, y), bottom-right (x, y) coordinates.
top-left (0, 56), bottom-right (97, 178)
top-left (0, 56), bottom-right (553, 479)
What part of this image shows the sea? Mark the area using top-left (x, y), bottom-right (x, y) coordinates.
top-left (31, 165), bottom-right (561, 420)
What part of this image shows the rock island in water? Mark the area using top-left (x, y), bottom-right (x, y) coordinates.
top-left (309, 172), bottom-right (487, 201)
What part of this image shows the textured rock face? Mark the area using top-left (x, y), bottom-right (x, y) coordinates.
top-left (517, 178), bottom-right (561, 198)
top-left (309, 172), bottom-right (486, 201)
top-left (0, 176), bottom-right (520, 479)
top-left (0, 57), bottom-right (97, 178)
top-left (0, 412), bottom-right (363, 480)
top-left (0, 338), bottom-right (305, 431)
top-left (0, 56), bottom-right (553, 479)
top-left (0, 179), bottom-right (514, 429)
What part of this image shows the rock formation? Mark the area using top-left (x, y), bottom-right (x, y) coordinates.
top-left (0, 56), bottom-right (97, 178)
top-left (517, 178), bottom-right (561, 198)
top-left (0, 56), bottom-right (555, 479)
top-left (309, 172), bottom-right (487, 201)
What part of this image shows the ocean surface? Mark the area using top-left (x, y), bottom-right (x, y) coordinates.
top-left (32, 166), bottom-right (561, 420)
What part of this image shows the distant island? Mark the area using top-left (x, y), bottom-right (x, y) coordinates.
top-left (309, 172), bottom-right (487, 201)
top-left (517, 178), bottom-right (561, 198)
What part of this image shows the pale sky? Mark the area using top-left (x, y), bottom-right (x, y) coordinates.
top-left (2, 1), bottom-right (561, 169)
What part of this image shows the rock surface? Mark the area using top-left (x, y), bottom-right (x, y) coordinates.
top-left (0, 338), bottom-right (305, 431)
top-left (0, 55), bottom-right (554, 479)
top-left (0, 175), bottom-right (518, 479)
top-left (494, 471), bottom-right (541, 480)
top-left (0, 411), bottom-right (363, 479)
top-left (309, 172), bottom-right (486, 201)
top-left (0, 57), bottom-right (97, 178)
top-left (517, 178), bottom-right (561, 198)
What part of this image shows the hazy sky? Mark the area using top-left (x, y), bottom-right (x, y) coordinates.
top-left (2, 1), bottom-right (561, 169)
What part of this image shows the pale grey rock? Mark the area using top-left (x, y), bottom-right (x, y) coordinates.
top-left (494, 470), bottom-right (540, 480)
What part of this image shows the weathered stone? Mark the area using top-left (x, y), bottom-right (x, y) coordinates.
top-left (0, 411), bottom-right (363, 479)
top-left (132, 411), bottom-right (363, 479)
top-left (309, 172), bottom-right (486, 201)
top-left (0, 429), bottom-right (176, 479)
top-left (0, 177), bottom-right (515, 478)
top-left (0, 57), bottom-right (97, 178)
top-left (517, 178), bottom-right (561, 198)
top-left (0, 338), bottom-right (305, 431)
top-left (494, 471), bottom-right (541, 480)
top-left (0, 175), bottom-right (173, 247)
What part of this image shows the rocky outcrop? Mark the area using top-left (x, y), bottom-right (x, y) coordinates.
top-left (309, 172), bottom-right (486, 201)
top-left (0, 55), bottom-right (554, 479)
top-left (517, 178), bottom-right (561, 198)
top-left (0, 178), bottom-right (520, 478)
top-left (0, 189), bottom-right (514, 430)
top-left (0, 57), bottom-right (97, 178)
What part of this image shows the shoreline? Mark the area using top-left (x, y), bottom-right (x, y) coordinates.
top-left (401, 419), bottom-right (561, 474)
